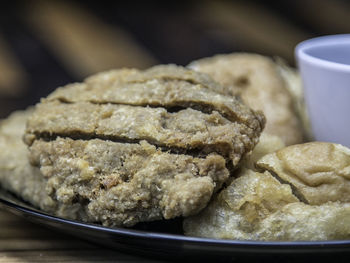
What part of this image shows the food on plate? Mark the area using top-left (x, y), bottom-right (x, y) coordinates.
top-left (24, 65), bottom-right (264, 166)
top-left (239, 133), bottom-right (285, 170)
top-left (0, 110), bottom-right (56, 213)
top-left (257, 142), bottom-right (350, 205)
top-left (188, 53), bottom-right (304, 145)
top-left (183, 142), bottom-right (350, 241)
top-left (19, 64), bottom-right (264, 227)
top-left (3, 54), bottom-right (344, 242)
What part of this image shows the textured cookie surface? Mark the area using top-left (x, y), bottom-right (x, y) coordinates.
top-left (30, 138), bottom-right (229, 226)
top-left (24, 65), bottom-right (265, 226)
top-left (188, 53), bottom-right (303, 145)
top-left (0, 110), bottom-right (56, 213)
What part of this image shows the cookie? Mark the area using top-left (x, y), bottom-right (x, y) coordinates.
top-left (23, 65), bottom-right (265, 226)
top-left (0, 109), bottom-right (56, 213)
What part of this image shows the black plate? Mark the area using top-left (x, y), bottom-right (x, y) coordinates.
top-left (1, 188), bottom-right (350, 261)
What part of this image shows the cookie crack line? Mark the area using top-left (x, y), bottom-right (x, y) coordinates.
top-left (126, 77), bottom-right (225, 95)
top-left (51, 97), bottom-right (259, 129)
top-left (44, 64), bottom-right (266, 132)
top-left (256, 166), bottom-right (309, 204)
top-left (54, 97), bottom-right (214, 115)
top-left (96, 63), bottom-right (226, 94)
top-left (25, 98), bottom-right (262, 167)
top-left (29, 132), bottom-right (231, 160)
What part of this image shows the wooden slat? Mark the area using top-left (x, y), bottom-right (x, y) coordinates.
top-left (0, 250), bottom-right (162, 263)
top-left (23, 0), bottom-right (157, 79)
top-left (0, 229), bottom-right (80, 240)
top-left (0, 211), bottom-right (78, 240)
top-left (0, 219), bottom-right (38, 227)
top-left (0, 209), bottom-right (14, 218)
top-left (0, 36), bottom-right (27, 96)
top-left (0, 210), bottom-right (24, 223)
top-left (0, 209), bottom-right (162, 262)
top-left (0, 239), bottom-right (95, 251)
top-left (0, 210), bottom-right (39, 224)
top-left (0, 210), bottom-right (83, 241)
top-left (0, 220), bottom-right (50, 229)
top-left (194, 0), bottom-right (311, 64)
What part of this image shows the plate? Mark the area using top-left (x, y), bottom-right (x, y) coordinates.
top-left (1, 187), bottom-right (350, 260)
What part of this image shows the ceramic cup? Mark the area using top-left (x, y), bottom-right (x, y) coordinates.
top-left (295, 34), bottom-right (350, 147)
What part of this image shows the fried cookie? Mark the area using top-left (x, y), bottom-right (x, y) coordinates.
top-left (25, 65), bottom-right (264, 166)
top-left (24, 65), bottom-right (265, 227)
top-left (184, 142), bottom-right (350, 241)
top-left (0, 110), bottom-right (56, 213)
top-left (257, 142), bottom-right (350, 205)
top-left (240, 133), bottom-right (285, 170)
top-left (29, 138), bottom-right (228, 226)
top-left (188, 53), bottom-right (303, 145)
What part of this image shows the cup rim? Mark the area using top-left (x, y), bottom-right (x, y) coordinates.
top-left (295, 34), bottom-right (350, 72)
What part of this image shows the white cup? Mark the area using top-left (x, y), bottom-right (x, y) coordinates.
top-left (295, 34), bottom-right (350, 147)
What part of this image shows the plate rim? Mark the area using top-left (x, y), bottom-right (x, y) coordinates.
top-left (2, 195), bottom-right (350, 250)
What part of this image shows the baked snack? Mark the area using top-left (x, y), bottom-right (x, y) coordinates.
top-left (184, 142), bottom-right (350, 241)
top-left (22, 65), bottom-right (265, 227)
top-left (188, 53), bottom-right (303, 145)
top-left (239, 133), bottom-right (285, 170)
top-left (257, 142), bottom-right (350, 205)
top-left (0, 110), bottom-right (56, 213)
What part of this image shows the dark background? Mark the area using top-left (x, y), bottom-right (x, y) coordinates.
top-left (0, 0), bottom-right (349, 117)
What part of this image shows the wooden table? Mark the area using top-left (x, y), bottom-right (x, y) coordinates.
top-left (0, 209), bottom-right (164, 263)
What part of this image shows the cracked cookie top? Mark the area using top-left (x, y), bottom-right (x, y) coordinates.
top-left (24, 64), bottom-right (265, 166)
top-left (23, 65), bottom-right (265, 227)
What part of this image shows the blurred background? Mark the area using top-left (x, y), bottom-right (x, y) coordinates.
top-left (0, 0), bottom-right (349, 118)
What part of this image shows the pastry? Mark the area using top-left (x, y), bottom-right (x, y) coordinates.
top-left (184, 142), bottom-right (350, 241)
top-left (22, 65), bottom-right (265, 227)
